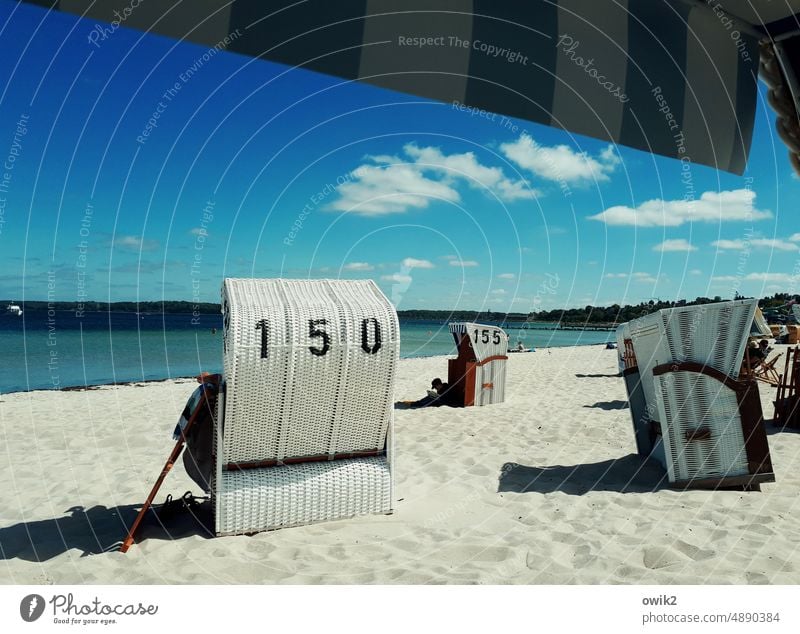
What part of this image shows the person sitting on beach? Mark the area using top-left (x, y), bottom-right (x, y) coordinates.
top-left (748, 341), bottom-right (766, 366)
top-left (409, 378), bottom-right (452, 408)
top-left (759, 339), bottom-right (772, 357)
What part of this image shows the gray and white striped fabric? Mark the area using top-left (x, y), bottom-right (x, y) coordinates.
top-left (23, 0), bottom-right (764, 173)
top-left (449, 321), bottom-right (508, 363)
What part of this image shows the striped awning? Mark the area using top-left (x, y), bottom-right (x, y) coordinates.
top-left (449, 322), bottom-right (508, 361)
top-left (448, 323), bottom-right (469, 334)
top-left (21, 0), bottom-right (800, 175)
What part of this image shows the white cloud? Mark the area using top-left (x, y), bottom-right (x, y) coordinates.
top-left (404, 144), bottom-right (538, 201)
top-left (381, 273), bottom-right (412, 284)
top-left (343, 262), bottom-right (374, 271)
top-left (588, 189), bottom-right (771, 227)
top-left (752, 238), bottom-right (798, 251)
top-left (712, 272), bottom-right (797, 284)
top-left (329, 163), bottom-right (460, 215)
top-left (114, 235), bottom-right (159, 251)
top-left (500, 134), bottom-right (619, 184)
top-left (711, 239), bottom-right (747, 250)
top-left (497, 273), bottom-right (515, 279)
top-left (402, 257), bottom-right (434, 269)
top-left (449, 259), bottom-right (479, 267)
top-left (631, 272), bottom-right (658, 283)
top-left (711, 238), bottom-right (799, 252)
top-left (330, 142), bottom-right (537, 215)
top-left (603, 271), bottom-right (658, 284)
top-left (745, 272), bottom-right (796, 283)
top-left (653, 239), bottom-right (697, 252)
top-left (689, 269), bottom-right (702, 275)
top-left (789, 233), bottom-right (800, 242)
top-left (491, 288), bottom-right (507, 295)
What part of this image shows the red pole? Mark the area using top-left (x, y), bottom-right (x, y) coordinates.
top-left (120, 376), bottom-right (218, 553)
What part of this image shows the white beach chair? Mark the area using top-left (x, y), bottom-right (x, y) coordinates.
top-left (447, 322), bottom-right (509, 406)
top-left (751, 306), bottom-right (772, 337)
top-left (625, 299), bottom-right (774, 489)
top-left (214, 278), bottom-right (399, 535)
top-left (122, 278), bottom-right (399, 548)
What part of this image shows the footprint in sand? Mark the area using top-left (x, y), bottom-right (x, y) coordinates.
top-left (745, 571), bottom-right (771, 584)
top-left (642, 540), bottom-right (715, 570)
top-left (468, 464), bottom-right (492, 477)
top-left (443, 544), bottom-right (512, 563)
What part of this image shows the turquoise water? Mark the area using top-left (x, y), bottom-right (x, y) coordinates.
top-left (0, 311), bottom-right (613, 393)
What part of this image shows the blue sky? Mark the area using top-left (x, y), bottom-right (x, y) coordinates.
top-left (0, 2), bottom-right (798, 312)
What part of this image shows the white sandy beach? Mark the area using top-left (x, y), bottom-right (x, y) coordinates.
top-left (1, 344), bottom-right (799, 584)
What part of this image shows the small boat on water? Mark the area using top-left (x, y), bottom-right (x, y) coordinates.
top-left (5, 303), bottom-right (22, 316)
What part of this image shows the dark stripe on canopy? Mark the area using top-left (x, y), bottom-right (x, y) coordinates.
top-left (17, 0), bottom-right (764, 174)
top-left (464, 0), bottom-right (559, 126)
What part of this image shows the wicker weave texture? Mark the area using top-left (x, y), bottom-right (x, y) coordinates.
top-left (215, 456), bottom-right (391, 535)
top-left (655, 371), bottom-right (748, 482)
top-left (475, 360), bottom-right (507, 406)
top-left (628, 299), bottom-right (755, 430)
top-left (220, 278), bottom-right (399, 464)
top-left (630, 299), bottom-right (755, 375)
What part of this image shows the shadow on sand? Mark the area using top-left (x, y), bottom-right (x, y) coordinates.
top-left (0, 497), bottom-right (212, 561)
top-left (575, 373), bottom-right (621, 378)
top-left (583, 400), bottom-right (628, 410)
top-left (498, 453), bottom-right (669, 495)
top-left (766, 420), bottom-right (800, 435)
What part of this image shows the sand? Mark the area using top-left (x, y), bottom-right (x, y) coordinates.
top-left (1, 344), bottom-right (799, 584)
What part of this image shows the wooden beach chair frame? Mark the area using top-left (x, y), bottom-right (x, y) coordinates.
top-left (121, 373), bottom-right (220, 553)
top-left (774, 346), bottom-right (800, 429)
top-left (740, 346), bottom-right (783, 387)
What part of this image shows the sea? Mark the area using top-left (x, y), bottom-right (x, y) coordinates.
top-left (0, 310), bottom-right (614, 393)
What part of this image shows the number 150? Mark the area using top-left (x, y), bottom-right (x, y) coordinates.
top-left (255, 318), bottom-right (383, 358)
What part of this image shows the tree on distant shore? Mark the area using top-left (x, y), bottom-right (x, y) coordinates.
top-left (4, 292), bottom-right (798, 322)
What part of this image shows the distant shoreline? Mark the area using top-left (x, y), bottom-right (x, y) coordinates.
top-left (7, 293), bottom-right (795, 327)
top-left (0, 341), bottom-right (615, 395)
top-left (4, 302), bottom-right (532, 321)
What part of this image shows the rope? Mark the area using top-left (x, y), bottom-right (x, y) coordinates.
top-left (760, 41), bottom-right (800, 177)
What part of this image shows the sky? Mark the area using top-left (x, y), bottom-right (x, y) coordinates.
top-left (0, 2), bottom-right (798, 313)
